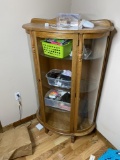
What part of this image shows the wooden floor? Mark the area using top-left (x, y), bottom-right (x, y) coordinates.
top-left (7, 118), bottom-right (114, 160)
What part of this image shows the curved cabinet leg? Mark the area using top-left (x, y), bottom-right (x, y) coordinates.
top-left (45, 128), bottom-right (49, 133)
top-left (71, 135), bottom-right (76, 143)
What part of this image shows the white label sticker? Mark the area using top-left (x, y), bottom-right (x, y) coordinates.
top-left (89, 155), bottom-right (95, 160)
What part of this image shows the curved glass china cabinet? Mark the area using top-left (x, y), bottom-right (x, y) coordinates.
top-left (22, 18), bottom-right (114, 142)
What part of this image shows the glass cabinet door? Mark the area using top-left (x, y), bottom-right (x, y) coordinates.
top-left (35, 32), bottom-right (78, 133)
top-left (77, 35), bottom-right (108, 131)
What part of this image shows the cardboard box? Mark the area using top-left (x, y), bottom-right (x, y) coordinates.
top-left (0, 126), bottom-right (32, 160)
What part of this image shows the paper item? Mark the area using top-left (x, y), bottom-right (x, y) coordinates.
top-left (89, 155), bottom-right (95, 160)
top-left (36, 123), bottom-right (43, 130)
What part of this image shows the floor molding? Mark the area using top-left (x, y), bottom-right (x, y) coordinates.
top-left (3, 114), bottom-right (36, 132)
top-left (96, 130), bottom-right (116, 149)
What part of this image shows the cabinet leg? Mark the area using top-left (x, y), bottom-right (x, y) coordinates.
top-left (45, 128), bottom-right (49, 133)
top-left (71, 135), bottom-right (76, 143)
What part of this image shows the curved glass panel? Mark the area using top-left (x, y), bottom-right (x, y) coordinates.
top-left (77, 37), bottom-right (107, 130)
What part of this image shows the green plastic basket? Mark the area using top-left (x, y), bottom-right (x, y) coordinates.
top-left (42, 41), bottom-right (72, 58)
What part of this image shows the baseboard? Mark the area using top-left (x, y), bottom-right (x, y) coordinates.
top-left (3, 114), bottom-right (36, 132)
top-left (96, 130), bottom-right (116, 149)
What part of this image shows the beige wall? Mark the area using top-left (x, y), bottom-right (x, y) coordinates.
top-left (71, 0), bottom-right (120, 149)
top-left (0, 0), bottom-right (71, 126)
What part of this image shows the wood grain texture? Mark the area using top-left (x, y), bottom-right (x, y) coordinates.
top-left (10, 118), bottom-right (114, 160)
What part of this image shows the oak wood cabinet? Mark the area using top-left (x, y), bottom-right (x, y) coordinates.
top-left (23, 18), bottom-right (114, 142)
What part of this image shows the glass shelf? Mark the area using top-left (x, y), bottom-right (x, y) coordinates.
top-left (45, 105), bottom-right (70, 113)
top-left (39, 52), bottom-right (72, 60)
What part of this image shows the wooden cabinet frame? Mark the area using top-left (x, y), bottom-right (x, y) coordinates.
top-left (23, 18), bottom-right (114, 142)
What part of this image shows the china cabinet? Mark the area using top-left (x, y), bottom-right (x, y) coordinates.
top-left (23, 18), bottom-right (114, 142)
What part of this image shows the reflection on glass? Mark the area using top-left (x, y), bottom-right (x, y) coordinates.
top-left (82, 46), bottom-right (92, 59)
top-left (82, 37), bottom-right (107, 60)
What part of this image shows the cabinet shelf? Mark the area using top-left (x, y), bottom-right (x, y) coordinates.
top-left (40, 45), bottom-right (103, 61)
top-left (23, 18), bottom-right (114, 142)
top-left (40, 50), bottom-right (103, 61)
top-left (45, 105), bottom-right (70, 113)
top-left (43, 77), bottom-right (98, 93)
top-left (40, 52), bottom-right (72, 60)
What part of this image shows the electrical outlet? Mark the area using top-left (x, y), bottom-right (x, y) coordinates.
top-left (15, 92), bottom-right (21, 101)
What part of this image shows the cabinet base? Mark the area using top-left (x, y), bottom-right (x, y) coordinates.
top-left (71, 135), bottom-right (76, 143)
top-left (36, 111), bottom-right (96, 142)
top-left (45, 127), bottom-right (49, 133)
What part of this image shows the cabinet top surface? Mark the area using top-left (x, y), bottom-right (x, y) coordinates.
top-left (22, 18), bottom-right (114, 34)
